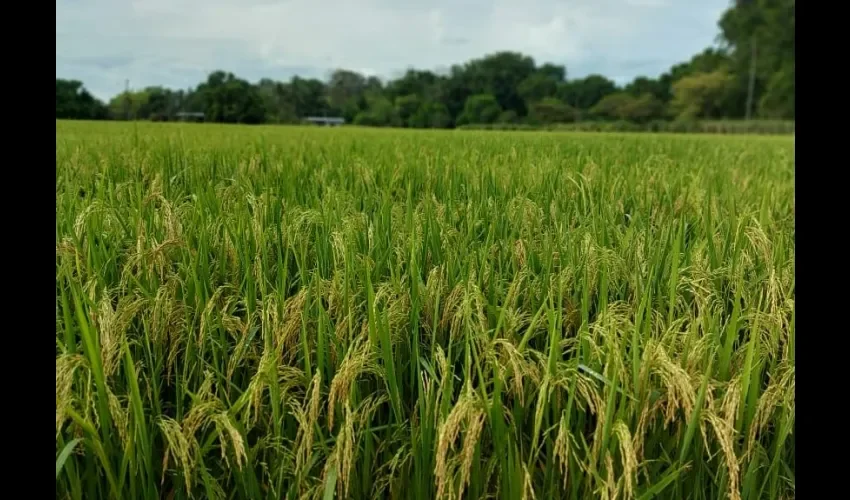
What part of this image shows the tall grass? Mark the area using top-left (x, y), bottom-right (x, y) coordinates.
top-left (56, 121), bottom-right (795, 499)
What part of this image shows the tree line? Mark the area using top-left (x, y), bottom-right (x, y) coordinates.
top-left (56, 0), bottom-right (793, 128)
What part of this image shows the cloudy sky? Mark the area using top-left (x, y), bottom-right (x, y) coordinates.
top-left (57, 0), bottom-right (731, 101)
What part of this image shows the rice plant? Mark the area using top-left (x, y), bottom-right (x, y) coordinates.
top-left (56, 121), bottom-right (795, 500)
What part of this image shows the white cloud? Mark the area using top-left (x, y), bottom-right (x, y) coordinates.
top-left (56, 0), bottom-right (730, 100)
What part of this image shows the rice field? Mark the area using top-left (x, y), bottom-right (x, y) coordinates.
top-left (56, 121), bottom-right (795, 500)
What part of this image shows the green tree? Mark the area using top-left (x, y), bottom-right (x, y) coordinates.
top-left (440, 66), bottom-right (474, 126)
top-left (146, 87), bottom-right (173, 120)
top-left (108, 90), bottom-right (148, 120)
top-left (624, 76), bottom-right (669, 102)
top-left (257, 79), bottom-right (298, 123)
top-left (409, 101), bottom-right (451, 129)
top-left (354, 96), bottom-right (401, 127)
top-left (518, 72), bottom-right (559, 105)
top-left (536, 63), bottom-right (567, 82)
top-left (327, 69), bottom-right (369, 122)
top-left (289, 77), bottom-right (331, 119)
top-left (394, 94), bottom-right (422, 127)
top-left (456, 94), bottom-right (502, 125)
top-left (590, 93), bottom-right (633, 120)
top-left (668, 48), bottom-right (732, 82)
top-left (119, 87), bottom-right (177, 120)
top-left (591, 93), bottom-right (664, 123)
top-left (385, 70), bottom-right (441, 101)
top-left (498, 110), bottom-right (519, 124)
top-left (718, 0), bottom-right (795, 119)
top-left (56, 79), bottom-right (108, 120)
top-left (670, 70), bottom-right (735, 119)
top-left (661, 48), bottom-right (739, 115)
top-left (461, 52), bottom-right (537, 116)
top-left (527, 97), bottom-right (576, 124)
top-left (557, 75), bottom-right (618, 111)
top-left (195, 71), bottom-right (266, 124)
top-left (758, 62), bottom-right (794, 119)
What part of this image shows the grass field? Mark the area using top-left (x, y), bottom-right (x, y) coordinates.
top-left (56, 121), bottom-right (795, 500)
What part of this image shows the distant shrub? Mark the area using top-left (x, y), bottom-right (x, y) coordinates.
top-left (459, 119), bottom-right (794, 135)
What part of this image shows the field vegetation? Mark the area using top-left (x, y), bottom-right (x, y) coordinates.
top-left (56, 121), bottom-right (794, 499)
top-left (458, 119), bottom-right (795, 136)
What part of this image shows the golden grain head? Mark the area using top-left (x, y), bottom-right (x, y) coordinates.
top-left (57, 123), bottom-right (794, 499)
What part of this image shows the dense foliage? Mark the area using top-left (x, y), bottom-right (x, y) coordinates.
top-left (56, 1), bottom-right (794, 127)
top-left (56, 122), bottom-right (794, 500)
